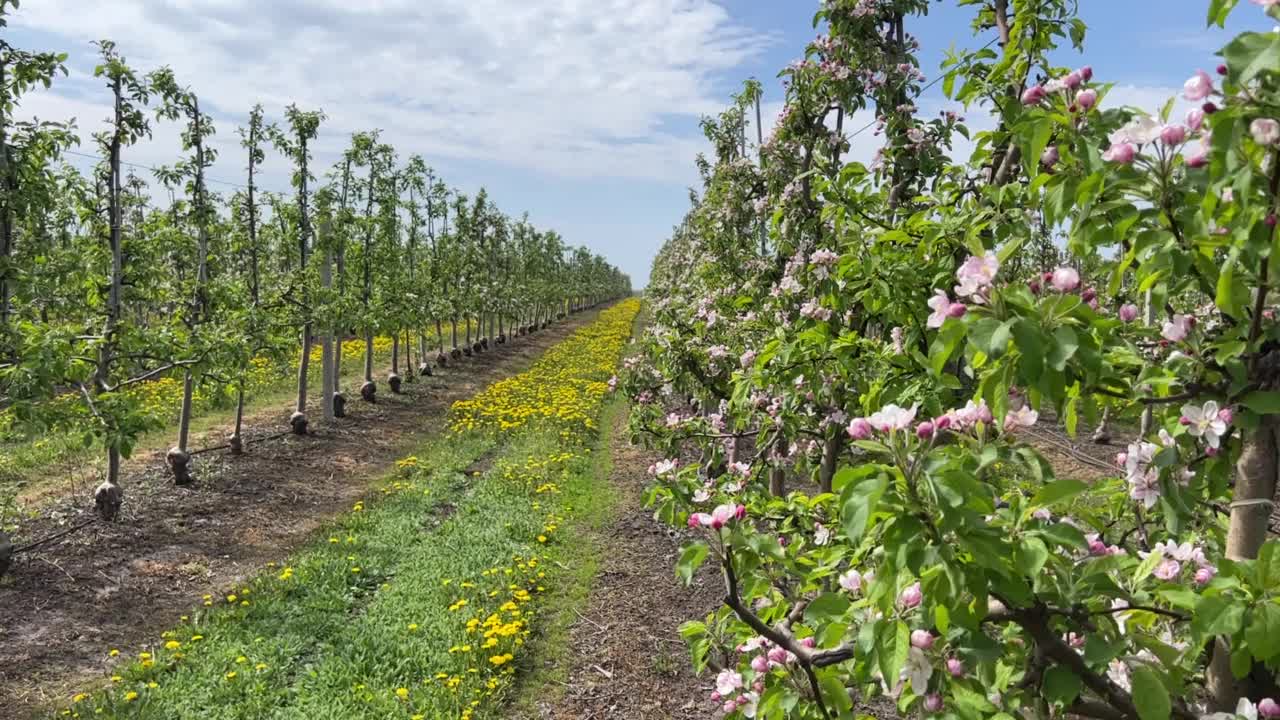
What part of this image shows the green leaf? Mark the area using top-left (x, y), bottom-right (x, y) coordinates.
top-left (1030, 478), bottom-right (1088, 508)
top-left (1245, 602), bottom-right (1280, 660)
top-left (1041, 666), bottom-right (1082, 705)
top-left (1048, 326), bottom-right (1079, 371)
top-left (676, 542), bottom-right (708, 586)
top-left (804, 592), bottom-right (852, 624)
top-left (1217, 246), bottom-right (1247, 319)
top-left (1015, 537), bottom-right (1050, 577)
top-left (839, 467), bottom-right (888, 542)
top-left (1241, 391), bottom-right (1280, 415)
top-left (1131, 667), bottom-right (1171, 720)
top-left (1223, 31), bottom-right (1280, 86)
top-left (1193, 596), bottom-right (1246, 640)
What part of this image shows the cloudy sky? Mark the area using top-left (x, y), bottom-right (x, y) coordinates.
top-left (6, 1), bottom-right (1274, 287)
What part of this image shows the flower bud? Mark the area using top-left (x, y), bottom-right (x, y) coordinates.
top-left (1217, 64), bottom-right (1228, 75)
top-left (899, 582), bottom-right (923, 609)
top-left (947, 302), bottom-right (967, 318)
top-left (1219, 407), bottom-right (1234, 424)
top-left (751, 655), bottom-right (769, 673)
top-left (1203, 101), bottom-right (1218, 114)
top-left (1064, 70), bottom-right (1082, 89)
top-left (1041, 146), bottom-right (1059, 167)
top-left (1180, 416), bottom-right (1191, 425)
top-left (910, 629), bottom-right (935, 649)
top-left (947, 657), bottom-right (965, 678)
top-left (1081, 287), bottom-right (1097, 303)
top-left (924, 694), bottom-right (944, 713)
top-left (1161, 124), bottom-right (1187, 146)
top-left (916, 421), bottom-right (936, 440)
top-left (1021, 85), bottom-right (1046, 105)
top-left (1119, 304), bottom-right (1139, 323)
top-left (1080, 65), bottom-right (1093, 81)
top-left (847, 417), bottom-right (872, 440)
top-left (1077, 88), bottom-right (1098, 110)
top-left (1260, 699), bottom-right (1280, 719)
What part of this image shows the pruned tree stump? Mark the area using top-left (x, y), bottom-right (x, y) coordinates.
top-left (94, 480), bottom-right (123, 522)
top-left (289, 411), bottom-right (309, 435)
top-left (497, 334), bottom-right (507, 344)
top-left (418, 362), bottom-right (433, 377)
top-left (450, 348), bottom-right (463, 361)
top-left (0, 531), bottom-right (13, 579)
top-left (360, 381), bottom-right (377, 402)
top-left (167, 447), bottom-right (193, 486)
top-left (437, 352), bottom-right (449, 367)
top-left (333, 392), bottom-right (347, 418)
top-left (481, 338), bottom-right (489, 350)
top-left (463, 347), bottom-right (473, 357)
top-left (388, 372), bottom-right (402, 394)
top-left (228, 433), bottom-right (244, 456)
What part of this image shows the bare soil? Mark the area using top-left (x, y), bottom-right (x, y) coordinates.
top-left (535, 412), bottom-right (722, 720)
top-left (0, 315), bottom-right (593, 720)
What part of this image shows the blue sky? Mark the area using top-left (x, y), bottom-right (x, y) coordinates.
top-left (7, 1), bottom-right (1274, 288)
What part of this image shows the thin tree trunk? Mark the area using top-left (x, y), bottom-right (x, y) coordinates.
top-left (94, 75), bottom-right (127, 521)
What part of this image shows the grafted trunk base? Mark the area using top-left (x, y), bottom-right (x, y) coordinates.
top-left (497, 334), bottom-right (506, 345)
top-left (289, 411), bottom-right (308, 435)
top-left (464, 347), bottom-right (473, 357)
top-left (418, 362), bottom-right (432, 377)
top-left (228, 433), bottom-right (244, 456)
top-left (94, 480), bottom-right (123, 521)
top-left (388, 372), bottom-right (402, 394)
top-left (450, 349), bottom-right (463, 361)
top-left (360, 381), bottom-right (377, 403)
top-left (437, 353), bottom-right (448, 367)
top-left (333, 392), bottom-right (346, 418)
top-left (167, 447), bottom-right (193, 486)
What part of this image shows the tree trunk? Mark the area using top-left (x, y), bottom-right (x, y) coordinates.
top-left (818, 433), bottom-right (842, 494)
top-left (320, 230), bottom-right (335, 422)
top-left (1209, 416), bottom-right (1280, 709)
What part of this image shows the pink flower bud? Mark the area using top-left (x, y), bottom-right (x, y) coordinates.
top-left (1217, 64), bottom-right (1229, 76)
top-left (1268, 214), bottom-right (1279, 227)
top-left (1081, 287), bottom-right (1097, 303)
top-left (946, 658), bottom-right (965, 678)
top-left (978, 405), bottom-right (994, 424)
top-left (1219, 407), bottom-right (1234, 424)
top-left (723, 700), bottom-right (737, 713)
top-left (1195, 567), bottom-right (1216, 585)
top-left (899, 582), bottom-right (923, 609)
top-left (734, 505), bottom-right (747, 520)
top-left (910, 629), bottom-right (935, 649)
top-left (924, 694), bottom-right (944, 714)
top-left (1077, 88), bottom-right (1098, 110)
top-left (1186, 108), bottom-right (1205, 131)
top-left (1203, 101), bottom-right (1219, 114)
top-left (1102, 142), bottom-right (1136, 164)
top-left (1041, 146), bottom-right (1059, 167)
top-left (1161, 124), bottom-right (1187, 146)
top-left (800, 637), bottom-right (816, 648)
top-left (710, 691), bottom-right (721, 702)
top-left (1115, 452), bottom-right (1127, 467)
top-left (1183, 69), bottom-right (1213, 102)
top-left (1260, 699), bottom-right (1280, 719)
top-left (1029, 278), bottom-right (1042, 294)
top-left (1186, 150), bottom-right (1209, 168)
top-left (847, 417), bottom-right (872, 440)
top-left (1119, 303), bottom-right (1139, 323)
top-left (1064, 70), bottom-right (1082, 89)
top-left (934, 414), bottom-right (952, 430)
top-left (1080, 65), bottom-right (1093, 81)
top-left (751, 655), bottom-right (769, 673)
top-left (687, 515), bottom-right (701, 528)
top-left (1180, 416), bottom-right (1191, 425)
top-left (753, 680), bottom-right (764, 692)
top-left (916, 421), bottom-right (935, 440)
top-left (1207, 446), bottom-right (1219, 457)
top-left (1021, 85), bottom-right (1046, 105)
top-left (947, 302), bottom-right (967, 318)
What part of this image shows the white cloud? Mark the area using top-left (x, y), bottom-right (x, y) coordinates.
top-left (9, 0), bottom-right (772, 189)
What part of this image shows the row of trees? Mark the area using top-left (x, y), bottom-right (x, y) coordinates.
top-left (0, 7), bottom-right (629, 523)
top-left (625, 0), bottom-right (1280, 718)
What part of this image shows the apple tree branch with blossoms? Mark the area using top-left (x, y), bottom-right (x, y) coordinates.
top-left (622, 0), bottom-right (1280, 718)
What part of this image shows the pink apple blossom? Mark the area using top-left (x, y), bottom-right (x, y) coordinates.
top-left (1186, 107), bottom-right (1205, 131)
top-left (1161, 314), bottom-right (1193, 342)
top-left (847, 417), bottom-right (872, 440)
top-left (1252, 118), bottom-right (1280, 145)
top-left (869, 404), bottom-right (918, 432)
top-left (1004, 406), bottom-right (1039, 432)
top-left (1183, 69), bottom-right (1214, 101)
top-left (916, 421), bottom-right (936, 439)
top-left (716, 669), bottom-right (743, 696)
top-left (1020, 85), bottom-right (1046, 105)
top-left (1050, 266), bottom-right (1080, 292)
top-left (1261, 699), bottom-right (1280, 720)
top-left (946, 658), bottom-right (965, 678)
top-left (1041, 146), bottom-right (1059, 167)
top-left (954, 251), bottom-right (1000, 300)
top-left (1182, 400), bottom-right (1228, 448)
top-left (1153, 558), bottom-right (1182, 581)
top-left (838, 568), bottom-right (863, 594)
top-left (1077, 88), bottom-right (1098, 110)
top-left (1119, 303), bottom-right (1139, 323)
top-left (927, 289), bottom-right (952, 329)
top-left (1195, 566), bottom-right (1216, 585)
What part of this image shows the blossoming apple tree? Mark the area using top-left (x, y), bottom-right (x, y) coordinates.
top-left (624, 0), bottom-right (1280, 717)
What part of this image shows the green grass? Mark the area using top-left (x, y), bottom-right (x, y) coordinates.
top-left (503, 398), bottom-right (625, 717)
top-left (49, 308), bottom-right (635, 720)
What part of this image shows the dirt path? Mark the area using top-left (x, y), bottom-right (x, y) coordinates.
top-left (536, 410), bottom-right (721, 720)
top-left (0, 315), bottom-right (594, 720)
